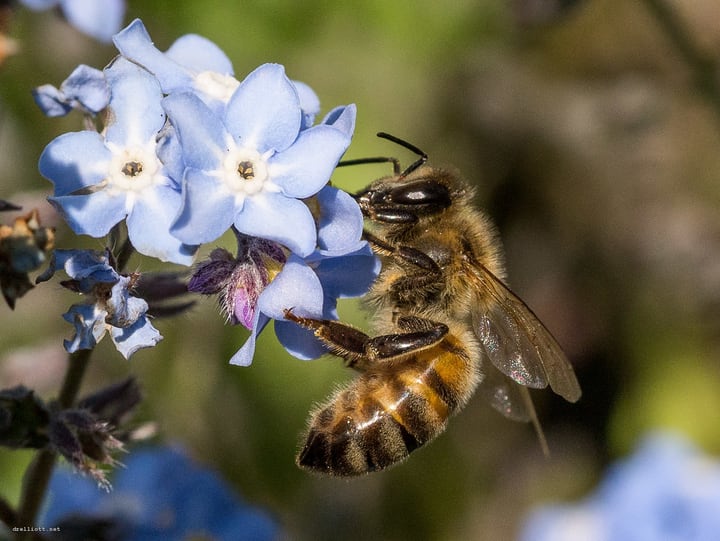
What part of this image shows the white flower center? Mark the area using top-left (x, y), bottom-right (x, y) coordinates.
top-left (222, 147), bottom-right (271, 195)
top-left (107, 144), bottom-right (161, 193)
top-left (194, 71), bottom-right (241, 103)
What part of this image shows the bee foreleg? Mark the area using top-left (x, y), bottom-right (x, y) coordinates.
top-left (364, 232), bottom-right (442, 275)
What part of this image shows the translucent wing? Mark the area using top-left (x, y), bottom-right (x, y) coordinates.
top-left (476, 363), bottom-right (533, 421)
top-left (467, 262), bottom-right (581, 403)
top-left (476, 363), bottom-right (550, 455)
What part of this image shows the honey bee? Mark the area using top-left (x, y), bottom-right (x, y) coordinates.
top-left (284, 133), bottom-right (581, 476)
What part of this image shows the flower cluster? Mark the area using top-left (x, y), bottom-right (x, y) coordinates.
top-left (35, 19), bottom-right (377, 362)
top-left (521, 433), bottom-right (720, 541)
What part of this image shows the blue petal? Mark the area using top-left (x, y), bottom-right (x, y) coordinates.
top-left (106, 276), bottom-right (148, 327)
top-left (257, 255), bottom-right (323, 320)
top-left (315, 248), bottom-right (380, 299)
top-left (162, 92), bottom-right (226, 170)
top-left (233, 193), bottom-right (316, 257)
top-left (113, 19), bottom-right (193, 93)
top-left (275, 320), bottom-right (328, 360)
top-left (224, 64), bottom-right (301, 153)
top-left (321, 104), bottom-right (356, 139)
top-left (104, 57), bottom-right (165, 146)
top-left (170, 168), bottom-right (236, 245)
top-left (127, 183), bottom-right (197, 265)
top-left (60, 64), bottom-right (109, 113)
top-left (49, 190), bottom-right (127, 237)
top-left (156, 125), bottom-right (185, 187)
top-left (61, 0), bottom-right (125, 43)
top-left (32, 85), bottom-right (73, 117)
top-left (229, 313), bottom-right (269, 366)
top-left (62, 303), bottom-right (107, 353)
top-left (269, 124), bottom-right (350, 198)
top-left (41, 467), bottom-right (101, 528)
top-left (39, 131), bottom-right (111, 196)
top-left (316, 186), bottom-right (364, 253)
top-left (60, 249), bottom-right (118, 288)
top-left (110, 315), bottom-right (162, 359)
top-left (292, 80), bottom-right (320, 130)
top-left (165, 34), bottom-right (234, 75)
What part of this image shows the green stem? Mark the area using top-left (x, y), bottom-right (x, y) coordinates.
top-left (14, 348), bottom-right (92, 539)
top-left (641, 0), bottom-right (720, 124)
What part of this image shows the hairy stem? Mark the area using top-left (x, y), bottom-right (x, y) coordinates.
top-left (641, 0), bottom-right (720, 124)
top-left (14, 348), bottom-right (92, 539)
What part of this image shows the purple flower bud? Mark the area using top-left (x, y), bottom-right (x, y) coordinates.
top-left (189, 231), bottom-right (287, 330)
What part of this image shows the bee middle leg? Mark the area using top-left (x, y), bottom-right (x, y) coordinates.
top-left (364, 231), bottom-right (445, 300)
top-left (283, 309), bottom-right (448, 371)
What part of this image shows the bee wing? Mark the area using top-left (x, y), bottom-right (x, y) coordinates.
top-left (476, 362), bottom-right (533, 422)
top-left (467, 263), bottom-right (581, 403)
top-left (477, 364), bottom-right (551, 455)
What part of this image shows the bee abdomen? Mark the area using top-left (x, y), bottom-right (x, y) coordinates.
top-left (297, 372), bottom-right (453, 476)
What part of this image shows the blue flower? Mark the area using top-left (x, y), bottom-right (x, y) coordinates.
top-left (39, 57), bottom-right (197, 265)
top-left (41, 446), bottom-right (279, 541)
top-left (33, 64), bottom-right (110, 117)
top-left (274, 244), bottom-right (380, 360)
top-left (162, 62), bottom-right (354, 256)
top-left (38, 249), bottom-right (162, 359)
top-left (19, 0), bottom-right (125, 43)
top-left (113, 19), bottom-right (321, 121)
top-left (188, 172), bottom-right (377, 366)
top-left (521, 432), bottom-right (720, 541)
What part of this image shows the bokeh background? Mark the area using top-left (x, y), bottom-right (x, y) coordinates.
top-left (2, 0), bottom-right (720, 539)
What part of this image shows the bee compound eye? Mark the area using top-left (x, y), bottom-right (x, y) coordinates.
top-left (390, 181), bottom-right (451, 211)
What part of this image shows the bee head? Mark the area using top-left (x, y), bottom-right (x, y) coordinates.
top-left (354, 167), bottom-right (454, 224)
top-left (340, 133), bottom-right (467, 225)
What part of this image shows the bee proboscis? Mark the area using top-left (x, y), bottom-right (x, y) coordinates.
top-left (285, 133), bottom-right (581, 476)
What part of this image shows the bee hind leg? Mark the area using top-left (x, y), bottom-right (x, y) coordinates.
top-left (283, 309), bottom-right (447, 370)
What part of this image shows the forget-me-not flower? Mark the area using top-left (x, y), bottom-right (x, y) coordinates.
top-left (38, 249), bottom-right (161, 359)
top-left (39, 57), bottom-right (197, 265)
top-left (113, 18), bottom-right (322, 122)
top-left (161, 63), bottom-right (354, 256)
top-left (522, 432), bottom-right (720, 541)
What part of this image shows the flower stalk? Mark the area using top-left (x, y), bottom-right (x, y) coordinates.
top-left (15, 348), bottom-right (92, 539)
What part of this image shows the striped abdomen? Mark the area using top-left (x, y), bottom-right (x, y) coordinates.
top-left (296, 336), bottom-right (477, 476)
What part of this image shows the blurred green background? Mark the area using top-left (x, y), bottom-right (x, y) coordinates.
top-left (2, 0), bottom-right (720, 539)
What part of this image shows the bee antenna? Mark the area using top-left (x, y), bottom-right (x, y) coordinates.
top-left (337, 156), bottom-right (402, 176)
top-left (376, 132), bottom-right (428, 178)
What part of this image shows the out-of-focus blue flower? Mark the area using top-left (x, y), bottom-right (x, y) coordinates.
top-left (41, 445), bottom-right (279, 541)
top-left (38, 249), bottom-right (161, 359)
top-left (20, 0), bottom-right (125, 43)
top-left (521, 432), bottom-right (720, 541)
top-left (161, 62), bottom-right (354, 256)
top-left (33, 64), bottom-right (109, 117)
top-left (39, 57), bottom-right (197, 265)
